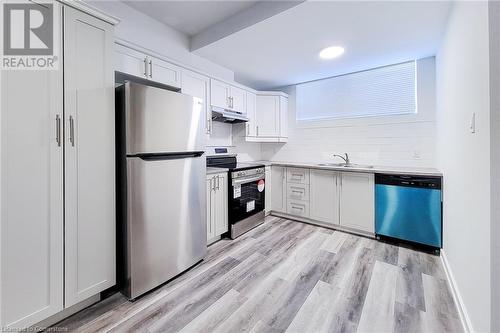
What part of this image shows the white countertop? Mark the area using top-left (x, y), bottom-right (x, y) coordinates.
top-left (252, 160), bottom-right (442, 176)
top-left (207, 160), bottom-right (442, 176)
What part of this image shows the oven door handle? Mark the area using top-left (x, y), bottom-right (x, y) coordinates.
top-left (232, 175), bottom-right (265, 186)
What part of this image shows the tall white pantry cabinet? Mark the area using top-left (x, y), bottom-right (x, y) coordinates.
top-left (0, 3), bottom-right (116, 329)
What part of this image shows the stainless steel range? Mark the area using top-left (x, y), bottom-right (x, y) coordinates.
top-left (207, 154), bottom-right (266, 239)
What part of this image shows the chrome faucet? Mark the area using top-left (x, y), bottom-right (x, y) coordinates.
top-left (333, 153), bottom-right (350, 166)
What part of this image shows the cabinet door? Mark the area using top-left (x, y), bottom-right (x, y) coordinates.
top-left (279, 96), bottom-right (288, 138)
top-left (182, 70), bottom-right (210, 134)
top-left (230, 86), bottom-right (246, 113)
top-left (265, 166), bottom-right (272, 215)
top-left (64, 7), bottom-right (116, 307)
top-left (310, 170), bottom-right (339, 225)
top-left (0, 6), bottom-right (64, 327)
top-left (256, 95), bottom-right (280, 137)
top-left (206, 176), bottom-right (215, 241)
top-left (215, 174), bottom-right (228, 235)
top-left (150, 57), bottom-right (181, 88)
top-left (211, 79), bottom-right (229, 109)
top-left (114, 43), bottom-right (147, 79)
top-left (271, 166), bottom-right (286, 213)
top-left (340, 172), bottom-right (375, 233)
top-left (246, 91), bottom-right (257, 137)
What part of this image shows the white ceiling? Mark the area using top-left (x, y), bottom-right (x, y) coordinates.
top-left (193, 1), bottom-right (452, 89)
top-left (123, 0), bottom-right (260, 36)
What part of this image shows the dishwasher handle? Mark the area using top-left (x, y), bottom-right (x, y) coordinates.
top-left (375, 174), bottom-right (442, 190)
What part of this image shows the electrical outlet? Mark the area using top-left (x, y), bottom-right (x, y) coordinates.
top-left (413, 151), bottom-right (421, 159)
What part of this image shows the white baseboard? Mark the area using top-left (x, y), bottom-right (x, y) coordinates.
top-left (440, 250), bottom-right (474, 333)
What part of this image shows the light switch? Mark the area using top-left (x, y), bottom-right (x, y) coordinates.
top-left (470, 112), bottom-right (476, 133)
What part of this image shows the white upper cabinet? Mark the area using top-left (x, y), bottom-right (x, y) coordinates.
top-left (148, 56), bottom-right (182, 88)
top-left (63, 6), bottom-right (116, 307)
top-left (339, 172), bottom-right (375, 233)
top-left (114, 43), bottom-right (181, 88)
top-left (256, 95), bottom-right (280, 137)
top-left (115, 43), bottom-right (148, 79)
top-left (247, 92), bottom-right (288, 143)
top-left (210, 79), bottom-right (246, 113)
top-left (310, 169), bottom-right (339, 225)
top-left (210, 79), bottom-right (230, 109)
top-left (246, 91), bottom-right (257, 137)
top-left (230, 86), bottom-right (247, 114)
top-left (181, 69), bottom-right (211, 134)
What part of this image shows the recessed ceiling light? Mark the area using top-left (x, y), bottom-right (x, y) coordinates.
top-left (319, 46), bottom-right (345, 60)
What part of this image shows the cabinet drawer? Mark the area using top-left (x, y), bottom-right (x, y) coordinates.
top-left (286, 183), bottom-right (310, 201)
top-left (287, 199), bottom-right (310, 218)
top-left (287, 168), bottom-right (310, 184)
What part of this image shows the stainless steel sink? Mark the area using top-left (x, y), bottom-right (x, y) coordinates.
top-left (318, 163), bottom-right (374, 169)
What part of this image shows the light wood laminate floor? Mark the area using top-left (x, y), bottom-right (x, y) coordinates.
top-left (53, 217), bottom-right (462, 333)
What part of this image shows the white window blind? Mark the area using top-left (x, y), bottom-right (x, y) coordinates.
top-left (296, 61), bottom-right (417, 121)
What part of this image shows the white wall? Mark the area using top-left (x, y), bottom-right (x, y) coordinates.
top-left (88, 0), bottom-right (234, 81)
top-left (489, 3), bottom-right (500, 332)
top-left (261, 57), bottom-right (437, 167)
top-left (436, 2), bottom-right (491, 332)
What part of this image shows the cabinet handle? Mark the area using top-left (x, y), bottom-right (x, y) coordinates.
top-left (256, 125), bottom-right (259, 136)
top-left (55, 114), bottom-right (61, 147)
top-left (292, 190), bottom-right (303, 194)
top-left (69, 115), bottom-right (75, 147)
top-left (206, 118), bottom-right (211, 134)
top-left (217, 175), bottom-right (220, 190)
top-left (291, 205), bottom-right (304, 211)
top-left (246, 123), bottom-right (249, 136)
top-left (292, 173), bottom-right (303, 178)
top-left (212, 176), bottom-right (216, 191)
top-left (231, 97), bottom-right (234, 109)
top-left (149, 59), bottom-right (153, 78)
top-left (143, 58), bottom-right (148, 77)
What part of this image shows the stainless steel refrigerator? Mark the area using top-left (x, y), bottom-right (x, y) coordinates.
top-left (116, 82), bottom-right (207, 300)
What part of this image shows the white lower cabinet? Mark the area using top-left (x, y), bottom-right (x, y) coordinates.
top-left (271, 166), bottom-right (287, 213)
top-left (265, 166), bottom-right (272, 215)
top-left (310, 169), bottom-right (339, 225)
top-left (206, 173), bottom-right (228, 244)
top-left (272, 166), bottom-right (375, 235)
top-left (0, 4), bottom-right (115, 329)
top-left (339, 172), bottom-right (375, 233)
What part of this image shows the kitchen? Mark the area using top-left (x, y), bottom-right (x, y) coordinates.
top-left (0, 1), bottom-right (498, 332)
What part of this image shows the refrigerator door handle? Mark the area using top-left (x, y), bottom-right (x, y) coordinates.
top-left (130, 151), bottom-right (205, 161)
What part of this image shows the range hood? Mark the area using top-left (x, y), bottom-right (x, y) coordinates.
top-left (211, 106), bottom-right (248, 123)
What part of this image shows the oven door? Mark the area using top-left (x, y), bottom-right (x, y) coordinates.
top-left (229, 173), bottom-right (266, 224)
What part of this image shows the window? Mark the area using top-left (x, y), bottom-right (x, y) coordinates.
top-left (296, 61), bottom-right (417, 121)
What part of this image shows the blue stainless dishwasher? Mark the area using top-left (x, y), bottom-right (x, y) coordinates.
top-left (375, 174), bottom-right (442, 249)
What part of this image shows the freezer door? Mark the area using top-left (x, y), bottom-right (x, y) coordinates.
top-left (125, 82), bottom-right (205, 154)
top-left (126, 155), bottom-right (206, 299)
